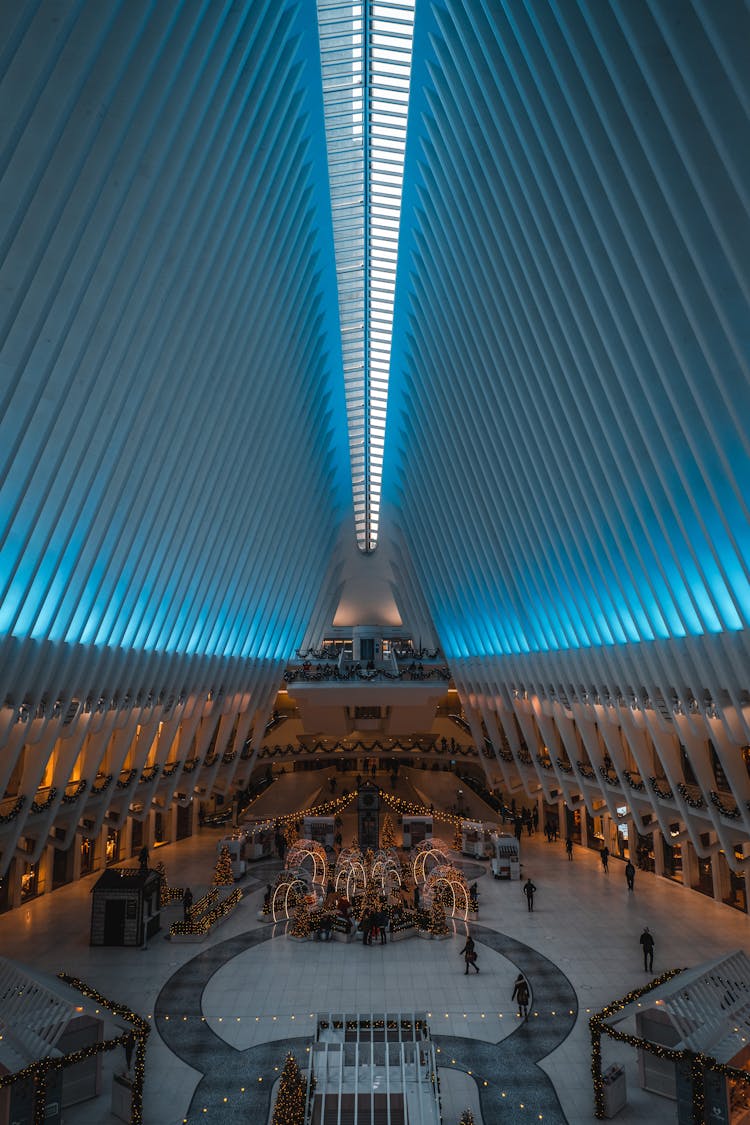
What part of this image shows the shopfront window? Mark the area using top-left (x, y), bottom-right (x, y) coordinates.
top-left (105, 830), bottom-right (120, 866)
top-left (80, 835), bottom-right (96, 876)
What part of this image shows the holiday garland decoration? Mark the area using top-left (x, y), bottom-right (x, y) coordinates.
top-left (0, 974), bottom-right (150, 1125)
top-left (589, 968), bottom-right (750, 1121)
top-left (271, 1052), bottom-right (309, 1125)
top-left (0, 795), bottom-right (26, 824)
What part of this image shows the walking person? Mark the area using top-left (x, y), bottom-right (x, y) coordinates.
top-left (523, 877), bottom-right (537, 912)
top-left (565, 836), bottom-right (573, 860)
top-left (512, 972), bottom-right (530, 1020)
top-left (640, 926), bottom-right (655, 972)
top-left (460, 933), bottom-right (480, 974)
top-left (600, 846), bottom-right (609, 873)
top-left (625, 860), bottom-right (636, 891)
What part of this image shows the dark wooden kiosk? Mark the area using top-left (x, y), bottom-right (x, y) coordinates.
top-left (90, 868), bottom-right (161, 946)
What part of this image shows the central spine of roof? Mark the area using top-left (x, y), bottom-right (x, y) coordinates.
top-left (317, 0), bottom-right (415, 552)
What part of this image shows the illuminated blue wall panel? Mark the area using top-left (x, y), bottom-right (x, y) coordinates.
top-left (0, 0), bottom-right (348, 696)
top-left (389, 0), bottom-right (750, 671)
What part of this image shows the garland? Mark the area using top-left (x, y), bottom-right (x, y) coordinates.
top-left (0, 974), bottom-right (149, 1125)
top-left (536, 755), bottom-right (554, 771)
top-left (623, 769), bottom-right (645, 792)
top-left (599, 766), bottom-right (621, 787)
top-left (117, 769), bottom-right (138, 789)
top-left (91, 774), bottom-right (113, 794)
top-left (255, 738), bottom-right (479, 759)
top-left (30, 789), bottom-right (57, 814)
top-left (62, 780), bottom-right (87, 804)
top-left (0, 795), bottom-right (27, 824)
top-left (649, 776), bottom-right (674, 800)
top-left (589, 967), bottom-right (750, 1122)
top-left (676, 782), bottom-right (705, 809)
top-left (709, 791), bottom-right (741, 819)
top-left (577, 761), bottom-right (595, 780)
top-left (556, 757), bottom-right (573, 774)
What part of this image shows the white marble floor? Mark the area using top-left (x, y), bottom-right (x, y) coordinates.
top-left (1, 801), bottom-right (748, 1124)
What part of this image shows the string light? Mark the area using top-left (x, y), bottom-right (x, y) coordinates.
top-left (0, 974), bottom-right (150, 1125)
top-left (170, 889), bottom-right (242, 936)
top-left (589, 968), bottom-right (750, 1119)
top-left (212, 846), bottom-right (234, 886)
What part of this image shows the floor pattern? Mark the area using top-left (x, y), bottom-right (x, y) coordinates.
top-left (155, 921), bottom-right (576, 1123)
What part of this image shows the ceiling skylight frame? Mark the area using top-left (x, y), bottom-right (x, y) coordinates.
top-left (317, 0), bottom-right (415, 552)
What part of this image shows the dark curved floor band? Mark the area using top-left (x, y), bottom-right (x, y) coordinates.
top-left (154, 921), bottom-right (578, 1123)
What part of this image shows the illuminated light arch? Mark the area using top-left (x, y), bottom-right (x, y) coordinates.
top-left (371, 848), bottom-right (402, 893)
top-left (412, 838), bottom-right (451, 884)
top-left (423, 864), bottom-right (470, 921)
top-left (285, 839), bottom-right (328, 886)
top-left (271, 872), bottom-right (309, 923)
top-left (334, 847), bottom-right (367, 899)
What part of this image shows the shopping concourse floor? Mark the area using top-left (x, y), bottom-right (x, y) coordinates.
top-left (2, 780), bottom-right (748, 1124)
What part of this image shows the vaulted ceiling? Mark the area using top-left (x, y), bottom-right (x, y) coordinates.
top-left (2, 1), bottom-right (750, 856)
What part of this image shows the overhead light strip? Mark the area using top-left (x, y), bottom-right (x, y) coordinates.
top-left (317, 0), bottom-right (415, 551)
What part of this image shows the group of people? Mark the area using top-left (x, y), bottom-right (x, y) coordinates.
top-left (360, 903), bottom-right (389, 945)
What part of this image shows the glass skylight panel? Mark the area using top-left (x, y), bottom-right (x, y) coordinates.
top-left (318, 0), bottom-right (414, 551)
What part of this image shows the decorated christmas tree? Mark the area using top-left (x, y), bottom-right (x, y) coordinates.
top-left (289, 898), bottom-right (312, 939)
top-left (458, 1109), bottom-right (475, 1125)
top-left (453, 821), bottom-right (462, 851)
top-left (284, 820), bottom-right (299, 848)
top-left (381, 813), bottom-right (396, 849)
top-left (271, 1051), bottom-right (307, 1125)
top-left (427, 898), bottom-right (449, 937)
top-left (213, 845), bottom-right (234, 885)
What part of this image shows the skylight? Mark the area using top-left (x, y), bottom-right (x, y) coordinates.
top-left (317, 0), bottom-right (415, 551)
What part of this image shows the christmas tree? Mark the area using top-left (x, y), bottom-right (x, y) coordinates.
top-left (427, 898), bottom-right (449, 936)
top-left (213, 845), bottom-right (234, 885)
top-left (453, 822), bottom-right (462, 851)
top-left (284, 820), bottom-right (299, 848)
top-left (381, 813), bottom-right (396, 849)
top-left (289, 898), bottom-right (312, 939)
top-left (271, 1052), bottom-right (307, 1125)
top-left (458, 1109), bottom-right (475, 1125)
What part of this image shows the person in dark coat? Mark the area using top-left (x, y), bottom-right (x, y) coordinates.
top-left (625, 860), bottom-right (636, 891)
top-left (375, 905), bottom-right (389, 944)
top-left (460, 934), bottom-right (479, 974)
top-left (565, 837), bottom-right (573, 860)
top-left (523, 878), bottom-right (537, 912)
top-left (640, 926), bottom-right (655, 972)
top-left (512, 973), bottom-right (530, 1019)
top-left (600, 846), bottom-right (610, 872)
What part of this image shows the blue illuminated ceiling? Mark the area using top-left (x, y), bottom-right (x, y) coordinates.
top-left (1, 0), bottom-right (749, 710)
top-left (386, 0), bottom-right (750, 671)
